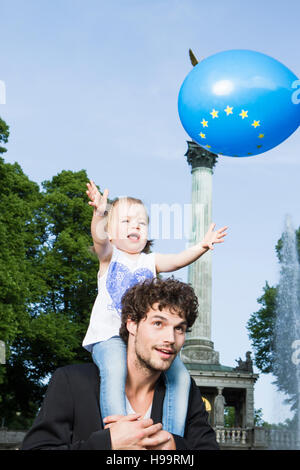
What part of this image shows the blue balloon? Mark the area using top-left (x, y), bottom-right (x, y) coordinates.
top-left (178, 49), bottom-right (300, 157)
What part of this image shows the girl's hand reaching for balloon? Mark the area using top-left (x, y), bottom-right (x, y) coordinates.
top-left (201, 223), bottom-right (228, 250)
top-left (86, 180), bottom-right (109, 217)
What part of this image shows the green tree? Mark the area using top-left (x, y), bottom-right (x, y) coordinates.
top-left (0, 117), bottom-right (9, 154)
top-left (0, 154), bottom-right (45, 427)
top-left (247, 282), bottom-right (277, 373)
top-left (224, 407), bottom-right (235, 427)
top-left (28, 169), bottom-right (99, 372)
top-left (254, 408), bottom-right (269, 427)
top-left (0, 116), bottom-right (105, 427)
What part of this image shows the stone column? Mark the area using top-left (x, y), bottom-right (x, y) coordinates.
top-left (245, 385), bottom-right (255, 428)
top-left (181, 141), bottom-right (219, 364)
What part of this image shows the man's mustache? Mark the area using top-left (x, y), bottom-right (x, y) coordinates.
top-left (153, 345), bottom-right (177, 354)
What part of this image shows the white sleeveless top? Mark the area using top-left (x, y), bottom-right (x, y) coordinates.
top-left (83, 245), bottom-right (156, 352)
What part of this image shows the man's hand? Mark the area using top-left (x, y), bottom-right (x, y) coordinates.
top-left (103, 413), bottom-right (140, 429)
top-left (201, 223), bottom-right (228, 250)
top-left (104, 414), bottom-right (175, 450)
top-left (86, 180), bottom-right (109, 216)
top-left (106, 414), bottom-right (163, 450)
top-left (142, 430), bottom-right (176, 450)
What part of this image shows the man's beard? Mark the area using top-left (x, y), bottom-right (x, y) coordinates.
top-left (134, 336), bottom-right (177, 373)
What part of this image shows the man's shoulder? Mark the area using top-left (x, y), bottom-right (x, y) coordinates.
top-left (56, 362), bottom-right (98, 375)
top-left (188, 376), bottom-right (205, 407)
top-left (53, 362), bottom-right (99, 384)
top-left (190, 376), bottom-right (197, 388)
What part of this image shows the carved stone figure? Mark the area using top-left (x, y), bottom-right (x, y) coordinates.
top-left (235, 351), bottom-right (253, 372)
top-left (214, 387), bottom-right (226, 427)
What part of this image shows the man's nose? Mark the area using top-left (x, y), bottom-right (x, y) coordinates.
top-left (163, 327), bottom-right (175, 344)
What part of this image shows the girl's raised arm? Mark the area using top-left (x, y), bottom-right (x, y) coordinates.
top-left (155, 223), bottom-right (228, 273)
top-left (87, 180), bottom-right (113, 261)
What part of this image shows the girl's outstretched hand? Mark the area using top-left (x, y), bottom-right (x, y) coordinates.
top-left (202, 223), bottom-right (228, 250)
top-left (86, 180), bottom-right (109, 216)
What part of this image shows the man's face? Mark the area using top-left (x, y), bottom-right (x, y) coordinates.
top-left (127, 303), bottom-right (188, 373)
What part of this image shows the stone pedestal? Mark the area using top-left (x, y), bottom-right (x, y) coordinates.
top-left (181, 339), bottom-right (219, 364)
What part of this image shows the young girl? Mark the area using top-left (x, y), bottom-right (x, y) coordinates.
top-left (83, 180), bottom-right (227, 437)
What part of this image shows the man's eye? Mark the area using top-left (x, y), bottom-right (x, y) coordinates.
top-left (154, 321), bottom-right (162, 327)
top-left (176, 326), bottom-right (185, 333)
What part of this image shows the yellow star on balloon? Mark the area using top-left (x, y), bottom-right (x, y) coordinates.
top-left (199, 132), bottom-right (206, 139)
top-left (224, 105), bottom-right (233, 115)
top-left (201, 119), bottom-right (208, 127)
top-left (206, 145), bottom-right (211, 148)
top-left (239, 109), bottom-right (248, 119)
top-left (210, 109), bottom-right (219, 118)
top-left (258, 133), bottom-right (264, 138)
top-left (251, 120), bottom-right (260, 128)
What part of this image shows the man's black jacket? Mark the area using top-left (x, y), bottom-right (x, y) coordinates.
top-left (21, 363), bottom-right (219, 450)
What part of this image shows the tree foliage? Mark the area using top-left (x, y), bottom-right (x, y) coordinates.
top-left (0, 121), bottom-right (101, 427)
top-left (247, 282), bottom-right (277, 374)
top-left (0, 117), bottom-right (9, 154)
top-left (0, 155), bottom-right (45, 427)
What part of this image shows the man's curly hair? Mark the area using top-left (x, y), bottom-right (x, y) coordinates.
top-left (119, 277), bottom-right (199, 344)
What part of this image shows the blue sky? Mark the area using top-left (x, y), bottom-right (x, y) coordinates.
top-left (1, 0), bottom-right (300, 424)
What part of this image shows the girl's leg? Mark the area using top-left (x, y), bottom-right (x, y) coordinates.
top-left (163, 355), bottom-right (191, 436)
top-left (92, 336), bottom-right (127, 423)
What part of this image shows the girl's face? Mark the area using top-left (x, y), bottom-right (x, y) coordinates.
top-left (108, 201), bottom-right (149, 254)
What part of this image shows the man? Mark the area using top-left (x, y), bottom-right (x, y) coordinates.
top-left (22, 277), bottom-right (219, 450)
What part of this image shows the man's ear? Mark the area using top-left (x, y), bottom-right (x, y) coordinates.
top-left (126, 318), bottom-right (137, 337)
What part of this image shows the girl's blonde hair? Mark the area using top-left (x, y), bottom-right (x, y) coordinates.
top-left (91, 196), bottom-right (153, 255)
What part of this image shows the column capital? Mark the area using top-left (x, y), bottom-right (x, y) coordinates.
top-left (185, 141), bottom-right (218, 172)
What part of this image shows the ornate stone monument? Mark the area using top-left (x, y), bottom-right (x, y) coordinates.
top-left (181, 141), bottom-right (259, 446)
top-left (180, 142), bottom-right (219, 365)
